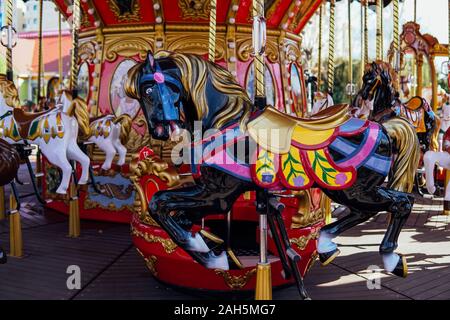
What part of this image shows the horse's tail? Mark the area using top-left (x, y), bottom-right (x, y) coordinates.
top-left (429, 115), bottom-right (441, 152)
top-left (383, 117), bottom-right (420, 193)
top-left (66, 97), bottom-right (91, 138)
top-left (113, 114), bottom-right (132, 145)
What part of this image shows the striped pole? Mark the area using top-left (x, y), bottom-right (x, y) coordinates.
top-left (253, 0), bottom-right (266, 108)
top-left (327, 0), bottom-right (335, 95)
top-left (364, 0), bottom-right (368, 65)
top-left (37, 0), bottom-right (44, 104)
top-left (318, 4), bottom-right (323, 90)
top-left (376, 0), bottom-right (382, 60)
top-left (208, 0), bottom-right (217, 62)
top-left (70, 0), bottom-right (81, 95)
top-left (393, 0), bottom-right (400, 89)
top-left (4, 0), bottom-right (14, 81)
top-left (347, 0), bottom-right (353, 98)
top-left (58, 12), bottom-right (63, 84)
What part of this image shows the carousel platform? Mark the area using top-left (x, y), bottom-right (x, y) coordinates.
top-left (1, 166), bottom-right (450, 300)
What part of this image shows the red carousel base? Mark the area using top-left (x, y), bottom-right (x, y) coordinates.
top-left (131, 170), bottom-right (324, 293)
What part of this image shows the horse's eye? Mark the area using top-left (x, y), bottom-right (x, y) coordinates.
top-left (145, 87), bottom-right (153, 95)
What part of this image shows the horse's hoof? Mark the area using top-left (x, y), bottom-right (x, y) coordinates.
top-left (391, 254), bottom-right (408, 278)
top-left (205, 251), bottom-right (229, 270)
top-left (0, 247), bottom-right (7, 264)
top-left (319, 248), bottom-right (340, 266)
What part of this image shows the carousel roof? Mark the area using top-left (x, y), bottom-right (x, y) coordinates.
top-left (53, 0), bottom-right (322, 35)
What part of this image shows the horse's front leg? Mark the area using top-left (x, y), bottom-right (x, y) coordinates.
top-left (149, 168), bottom-right (249, 270)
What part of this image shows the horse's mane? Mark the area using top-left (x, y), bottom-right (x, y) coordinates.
top-left (62, 90), bottom-right (92, 138)
top-left (0, 74), bottom-right (20, 108)
top-left (365, 60), bottom-right (399, 93)
top-left (126, 52), bottom-right (253, 130)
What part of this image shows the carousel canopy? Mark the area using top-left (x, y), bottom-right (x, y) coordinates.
top-left (53, 0), bottom-right (322, 35)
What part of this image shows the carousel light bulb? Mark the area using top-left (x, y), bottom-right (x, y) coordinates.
top-left (289, 12), bottom-right (294, 18)
top-left (94, 21), bottom-right (101, 27)
top-left (156, 41), bottom-right (163, 48)
top-left (231, 70), bottom-right (237, 76)
top-left (287, 86), bottom-right (292, 91)
top-left (229, 17), bottom-right (235, 24)
top-left (228, 42), bottom-right (235, 49)
top-left (295, 0), bottom-right (301, 6)
top-left (232, 4), bottom-right (239, 11)
top-left (81, 0), bottom-right (87, 3)
top-left (88, 8), bottom-right (94, 15)
top-left (94, 44), bottom-right (101, 50)
top-left (282, 23), bottom-right (288, 30)
top-left (89, 100), bottom-right (96, 106)
top-left (91, 86), bottom-right (97, 92)
top-left (93, 58), bottom-right (100, 64)
top-left (153, 3), bottom-right (160, 10)
top-left (156, 16), bottom-right (162, 23)
top-left (91, 72), bottom-right (97, 78)
top-left (229, 56), bottom-right (237, 63)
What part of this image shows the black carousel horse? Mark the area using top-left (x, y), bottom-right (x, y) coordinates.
top-left (353, 61), bottom-right (439, 154)
top-left (0, 138), bottom-right (21, 264)
top-left (126, 52), bottom-right (420, 295)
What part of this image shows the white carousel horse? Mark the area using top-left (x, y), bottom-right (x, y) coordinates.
top-left (58, 91), bottom-right (132, 171)
top-left (0, 75), bottom-right (90, 194)
top-left (424, 128), bottom-right (450, 211)
top-left (311, 91), bottom-right (334, 115)
top-left (438, 94), bottom-right (450, 151)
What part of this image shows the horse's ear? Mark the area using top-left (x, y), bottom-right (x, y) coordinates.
top-left (143, 51), bottom-right (156, 74)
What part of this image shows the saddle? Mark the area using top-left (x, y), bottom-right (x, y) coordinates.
top-left (13, 108), bottom-right (54, 139)
top-left (247, 104), bottom-right (351, 154)
top-left (398, 96), bottom-right (426, 133)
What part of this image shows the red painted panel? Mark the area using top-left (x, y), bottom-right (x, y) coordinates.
top-left (293, 0), bottom-right (323, 34)
top-left (235, 0), bottom-right (253, 24)
top-left (267, 0), bottom-right (293, 27)
top-left (94, 0), bottom-right (155, 26)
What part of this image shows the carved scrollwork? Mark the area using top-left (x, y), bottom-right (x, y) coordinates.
top-left (79, 41), bottom-right (97, 63)
top-left (105, 37), bottom-right (153, 62)
top-left (166, 34), bottom-right (225, 60)
top-left (132, 227), bottom-right (178, 254)
top-left (178, 0), bottom-right (210, 20)
top-left (236, 37), bottom-right (279, 63)
top-left (214, 269), bottom-right (257, 290)
top-left (107, 0), bottom-right (141, 22)
top-left (289, 231), bottom-right (319, 251)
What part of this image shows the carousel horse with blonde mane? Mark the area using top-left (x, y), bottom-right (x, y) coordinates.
top-left (0, 74), bottom-right (90, 194)
top-left (57, 91), bottom-right (132, 172)
top-left (125, 51), bottom-right (419, 289)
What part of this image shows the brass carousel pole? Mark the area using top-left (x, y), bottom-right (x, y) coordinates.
top-left (37, 0), bottom-right (44, 108)
top-left (393, 0), bottom-right (400, 90)
top-left (347, 0), bottom-right (354, 101)
top-left (68, 0), bottom-right (81, 238)
top-left (327, 0), bottom-right (336, 96)
top-left (376, 0), bottom-right (383, 60)
top-left (252, 0), bottom-right (271, 301)
top-left (364, 0), bottom-right (369, 65)
top-left (58, 11), bottom-right (63, 85)
top-left (0, 0), bottom-right (15, 221)
top-left (318, 4), bottom-right (323, 90)
top-left (445, 0), bottom-right (450, 215)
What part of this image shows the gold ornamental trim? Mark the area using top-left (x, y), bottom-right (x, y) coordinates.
top-left (215, 268), bottom-right (257, 290)
top-left (131, 227), bottom-right (178, 254)
top-left (289, 230), bottom-right (319, 251)
top-left (178, 0), bottom-right (210, 20)
top-left (166, 33), bottom-right (226, 60)
top-left (136, 248), bottom-right (158, 276)
top-left (104, 37), bottom-right (153, 62)
top-left (107, 0), bottom-right (141, 22)
top-left (79, 40), bottom-right (97, 63)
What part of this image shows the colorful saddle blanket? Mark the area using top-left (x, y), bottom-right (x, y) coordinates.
top-left (397, 96), bottom-right (427, 133)
top-left (190, 106), bottom-right (391, 191)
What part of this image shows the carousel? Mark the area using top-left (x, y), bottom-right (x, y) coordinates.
top-left (1, 0), bottom-right (448, 301)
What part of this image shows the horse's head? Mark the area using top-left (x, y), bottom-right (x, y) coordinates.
top-left (0, 74), bottom-right (20, 111)
top-left (125, 51), bottom-right (185, 141)
top-left (355, 61), bottom-right (397, 117)
top-left (126, 51), bottom-right (253, 141)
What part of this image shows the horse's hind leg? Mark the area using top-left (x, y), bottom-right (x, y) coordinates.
top-left (67, 142), bottom-right (90, 185)
top-left (318, 208), bottom-right (377, 265)
top-left (377, 187), bottom-right (414, 277)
